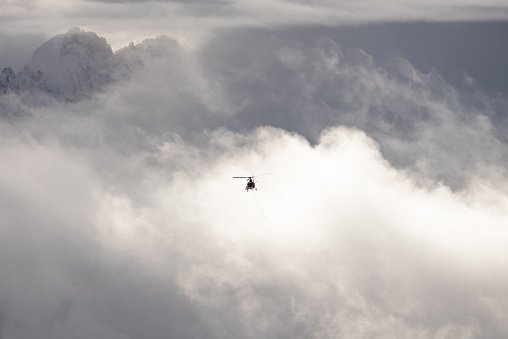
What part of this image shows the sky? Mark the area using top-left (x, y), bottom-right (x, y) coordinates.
top-left (1, 1), bottom-right (508, 338)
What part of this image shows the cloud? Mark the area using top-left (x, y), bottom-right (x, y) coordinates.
top-left (3, 27), bottom-right (508, 185)
top-left (1, 26), bottom-right (508, 337)
top-left (2, 0), bottom-right (508, 51)
top-left (0, 33), bottom-right (48, 72)
top-left (1, 109), bottom-right (508, 337)
top-left (196, 32), bottom-right (508, 189)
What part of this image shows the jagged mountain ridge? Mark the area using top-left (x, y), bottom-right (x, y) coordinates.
top-left (0, 28), bottom-right (181, 102)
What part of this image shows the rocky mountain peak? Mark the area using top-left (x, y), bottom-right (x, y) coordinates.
top-left (25, 28), bottom-right (115, 101)
top-left (1, 28), bottom-right (181, 102)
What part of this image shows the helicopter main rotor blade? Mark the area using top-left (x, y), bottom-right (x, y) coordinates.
top-left (233, 177), bottom-right (250, 178)
top-left (253, 173), bottom-right (271, 177)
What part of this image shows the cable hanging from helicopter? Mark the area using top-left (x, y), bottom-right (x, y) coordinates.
top-left (233, 173), bottom-right (271, 192)
top-left (233, 173), bottom-right (271, 219)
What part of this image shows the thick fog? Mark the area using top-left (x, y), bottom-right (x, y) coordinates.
top-left (1, 24), bottom-right (508, 338)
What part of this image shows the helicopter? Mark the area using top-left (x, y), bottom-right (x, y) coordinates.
top-left (233, 173), bottom-right (270, 192)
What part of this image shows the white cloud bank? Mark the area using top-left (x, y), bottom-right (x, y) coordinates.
top-left (1, 115), bottom-right (508, 337)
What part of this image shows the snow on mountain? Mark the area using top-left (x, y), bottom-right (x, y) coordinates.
top-left (24, 27), bottom-right (115, 101)
top-left (0, 67), bottom-right (18, 94)
top-left (0, 28), bottom-right (181, 102)
top-left (17, 68), bottom-right (50, 92)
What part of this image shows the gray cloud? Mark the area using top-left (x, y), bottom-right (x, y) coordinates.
top-left (260, 22), bottom-right (508, 96)
top-left (1, 25), bottom-right (508, 338)
top-left (3, 26), bottom-right (508, 186)
top-left (0, 33), bottom-right (47, 72)
top-left (196, 29), bottom-right (508, 189)
top-left (2, 0), bottom-right (508, 52)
